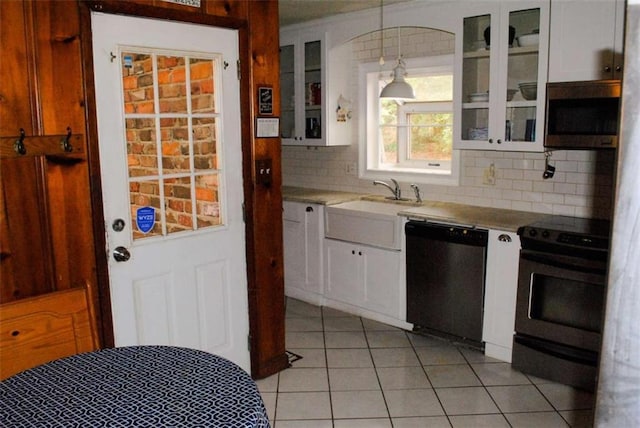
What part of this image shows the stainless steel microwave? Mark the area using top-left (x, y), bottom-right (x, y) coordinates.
top-left (544, 80), bottom-right (621, 149)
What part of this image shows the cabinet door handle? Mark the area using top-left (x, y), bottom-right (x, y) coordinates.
top-left (497, 139), bottom-right (502, 144)
top-left (615, 65), bottom-right (622, 72)
top-left (488, 138), bottom-right (494, 144)
top-left (498, 234), bottom-right (512, 243)
top-left (352, 250), bottom-right (355, 255)
top-left (306, 206), bottom-right (313, 212)
top-left (604, 65), bottom-right (612, 72)
top-left (358, 251), bottom-right (362, 256)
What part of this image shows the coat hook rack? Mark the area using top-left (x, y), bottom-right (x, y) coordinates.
top-left (61, 127), bottom-right (73, 152)
top-left (14, 129), bottom-right (26, 155)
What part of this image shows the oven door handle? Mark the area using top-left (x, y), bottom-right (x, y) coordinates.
top-left (520, 251), bottom-right (607, 275)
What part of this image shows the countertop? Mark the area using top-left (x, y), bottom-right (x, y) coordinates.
top-left (282, 186), bottom-right (363, 205)
top-left (283, 186), bottom-right (550, 233)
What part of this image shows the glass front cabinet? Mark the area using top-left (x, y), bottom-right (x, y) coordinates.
top-left (280, 34), bottom-right (324, 145)
top-left (280, 30), bottom-right (351, 147)
top-left (454, 1), bottom-right (549, 151)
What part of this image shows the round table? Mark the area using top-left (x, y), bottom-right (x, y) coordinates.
top-left (0, 346), bottom-right (270, 427)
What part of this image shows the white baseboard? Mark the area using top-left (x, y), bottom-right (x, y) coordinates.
top-left (484, 342), bottom-right (513, 363)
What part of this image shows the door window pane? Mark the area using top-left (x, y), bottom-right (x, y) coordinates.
top-left (158, 55), bottom-right (187, 114)
top-left (161, 117), bottom-right (190, 174)
top-left (195, 174), bottom-right (221, 228)
top-left (121, 53), bottom-right (155, 114)
top-left (190, 58), bottom-right (216, 113)
top-left (130, 180), bottom-right (162, 239)
top-left (126, 118), bottom-right (158, 177)
top-left (164, 176), bottom-right (193, 234)
top-left (193, 118), bottom-right (217, 170)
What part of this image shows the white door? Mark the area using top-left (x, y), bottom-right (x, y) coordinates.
top-left (91, 13), bottom-right (249, 372)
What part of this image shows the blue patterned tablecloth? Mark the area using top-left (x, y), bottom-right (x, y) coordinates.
top-left (0, 346), bottom-right (270, 427)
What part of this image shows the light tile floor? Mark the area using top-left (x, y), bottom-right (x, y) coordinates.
top-left (255, 298), bottom-right (595, 427)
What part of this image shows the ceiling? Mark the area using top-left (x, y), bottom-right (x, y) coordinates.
top-left (278, 0), bottom-right (413, 27)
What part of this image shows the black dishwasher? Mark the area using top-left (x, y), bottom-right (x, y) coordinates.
top-left (406, 220), bottom-right (488, 346)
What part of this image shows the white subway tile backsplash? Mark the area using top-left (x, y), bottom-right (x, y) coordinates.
top-left (522, 191), bottom-right (544, 203)
top-left (512, 180), bottom-right (533, 192)
top-left (553, 183), bottom-right (577, 194)
top-left (543, 193), bottom-right (565, 204)
top-left (503, 169), bottom-right (524, 180)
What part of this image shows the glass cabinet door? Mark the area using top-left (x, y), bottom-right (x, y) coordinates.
top-left (279, 44), bottom-right (295, 139)
top-left (304, 40), bottom-right (322, 140)
top-left (461, 13), bottom-right (493, 145)
top-left (279, 38), bottom-right (324, 144)
top-left (504, 7), bottom-right (541, 144)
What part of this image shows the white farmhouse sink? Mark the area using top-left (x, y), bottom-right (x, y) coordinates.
top-left (325, 200), bottom-right (404, 250)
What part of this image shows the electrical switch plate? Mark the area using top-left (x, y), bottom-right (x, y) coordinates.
top-left (345, 162), bottom-right (357, 175)
top-left (256, 158), bottom-right (273, 187)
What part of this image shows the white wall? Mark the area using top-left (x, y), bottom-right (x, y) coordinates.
top-left (281, 5), bottom-right (615, 220)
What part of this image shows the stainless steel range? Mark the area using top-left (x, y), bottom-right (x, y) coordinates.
top-left (512, 216), bottom-right (611, 391)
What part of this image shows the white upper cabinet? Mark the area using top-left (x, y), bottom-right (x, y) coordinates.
top-left (548, 0), bottom-right (625, 82)
top-left (454, 1), bottom-right (549, 152)
top-left (279, 31), bottom-right (351, 146)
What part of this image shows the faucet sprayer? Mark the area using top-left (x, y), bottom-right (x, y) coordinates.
top-left (410, 183), bottom-right (422, 203)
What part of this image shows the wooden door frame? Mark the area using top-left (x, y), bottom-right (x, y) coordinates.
top-left (76, 1), bottom-right (287, 378)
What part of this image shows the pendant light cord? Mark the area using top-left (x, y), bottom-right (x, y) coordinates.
top-left (379, 0), bottom-right (384, 66)
top-left (397, 26), bottom-right (401, 62)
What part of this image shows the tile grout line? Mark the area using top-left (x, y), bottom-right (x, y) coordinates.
top-left (362, 317), bottom-right (394, 425)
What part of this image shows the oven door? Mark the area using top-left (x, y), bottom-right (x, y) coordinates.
top-left (515, 250), bottom-right (606, 353)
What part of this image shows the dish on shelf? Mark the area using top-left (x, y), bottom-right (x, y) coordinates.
top-left (468, 92), bottom-right (489, 102)
top-left (518, 82), bottom-right (537, 100)
top-left (517, 33), bottom-right (539, 47)
top-left (507, 89), bottom-right (518, 101)
top-left (468, 127), bottom-right (488, 140)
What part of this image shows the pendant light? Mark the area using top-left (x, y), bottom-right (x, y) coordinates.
top-left (380, 27), bottom-right (415, 100)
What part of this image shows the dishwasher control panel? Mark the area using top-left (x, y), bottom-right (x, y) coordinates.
top-left (405, 221), bottom-right (488, 247)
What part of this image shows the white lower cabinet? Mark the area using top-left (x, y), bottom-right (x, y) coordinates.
top-left (283, 202), bottom-right (324, 305)
top-left (324, 238), bottom-right (403, 321)
top-left (482, 229), bottom-right (521, 362)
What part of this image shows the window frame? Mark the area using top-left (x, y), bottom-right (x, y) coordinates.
top-left (359, 55), bottom-right (460, 186)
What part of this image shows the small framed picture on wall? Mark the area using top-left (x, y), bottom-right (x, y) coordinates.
top-left (258, 86), bottom-right (273, 115)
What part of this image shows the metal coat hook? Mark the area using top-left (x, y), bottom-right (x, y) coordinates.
top-left (61, 127), bottom-right (73, 152)
top-left (14, 129), bottom-right (26, 155)
top-left (543, 151), bottom-right (555, 179)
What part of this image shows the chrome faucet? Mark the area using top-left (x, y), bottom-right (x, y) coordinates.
top-left (410, 183), bottom-right (422, 203)
top-left (373, 178), bottom-right (402, 200)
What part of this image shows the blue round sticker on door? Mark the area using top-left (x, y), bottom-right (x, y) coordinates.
top-left (136, 206), bottom-right (156, 234)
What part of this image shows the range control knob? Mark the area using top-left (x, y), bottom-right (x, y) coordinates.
top-left (542, 230), bottom-right (550, 238)
top-left (528, 229), bottom-right (538, 237)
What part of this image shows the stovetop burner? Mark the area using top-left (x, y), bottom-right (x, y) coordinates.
top-left (518, 215), bottom-right (611, 257)
top-left (524, 215), bottom-right (611, 238)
